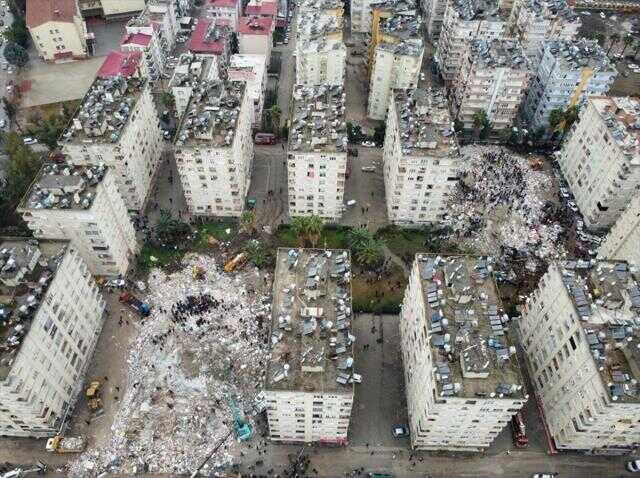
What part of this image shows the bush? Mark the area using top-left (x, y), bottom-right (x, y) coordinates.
top-left (4, 41), bottom-right (28, 67)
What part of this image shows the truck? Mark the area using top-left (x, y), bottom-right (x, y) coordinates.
top-left (46, 435), bottom-right (86, 453)
top-left (511, 411), bottom-right (529, 448)
top-left (119, 292), bottom-right (151, 317)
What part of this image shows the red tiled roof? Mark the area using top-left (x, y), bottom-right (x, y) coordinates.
top-left (188, 19), bottom-right (226, 54)
top-left (245, 1), bottom-right (277, 16)
top-left (209, 0), bottom-right (237, 8)
top-left (26, 0), bottom-right (77, 28)
top-left (97, 50), bottom-right (142, 78)
top-left (237, 16), bottom-right (273, 35)
top-left (121, 32), bottom-right (153, 47)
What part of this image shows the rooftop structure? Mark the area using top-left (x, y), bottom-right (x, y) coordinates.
top-left (245, 0), bottom-right (278, 16)
top-left (591, 97), bottom-right (640, 159)
top-left (451, 0), bottom-right (502, 21)
top-left (61, 76), bottom-right (147, 144)
top-left (378, 11), bottom-right (422, 39)
top-left (539, 38), bottom-right (612, 71)
top-left (97, 50), bottom-right (143, 78)
top-left (296, 11), bottom-right (343, 44)
top-left (266, 248), bottom-right (355, 393)
top-left (228, 54), bottom-right (267, 126)
top-left (298, 0), bottom-right (343, 8)
top-left (465, 37), bottom-right (528, 70)
top-left (26, 0), bottom-right (77, 28)
top-left (237, 15), bottom-right (274, 35)
top-left (170, 53), bottom-right (220, 116)
top-left (188, 18), bottom-right (231, 55)
top-left (598, 194), bottom-right (640, 267)
top-left (288, 85), bottom-right (347, 153)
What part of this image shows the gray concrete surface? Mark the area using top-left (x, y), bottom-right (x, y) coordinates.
top-left (86, 19), bottom-right (128, 57)
top-left (247, 144), bottom-right (289, 227)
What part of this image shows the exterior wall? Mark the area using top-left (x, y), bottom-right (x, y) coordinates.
top-left (520, 264), bottom-right (640, 451)
top-left (101, 0), bottom-right (146, 17)
top-left (400, 261), bottom-right (525, 451)
top-left (295, 46), bottom-right (346, 86)
top-left (208, 3), bottom-right (241, 29)
top-left (350, 0), bottom-right (373, 33)
top-left (0, 247), bottom-right (106, 437)
top-left (598, 194), bottom-right (640, 267)
top-left (62, 87), bottom-right (163, 212)
top-left (30, 18), bottom-right (88, 61)
top-left (423, 0), bottom-right (447, 41)
top-left (287, 151), bottom-right (347, 220)
top-left (265, 390), bottom-right (353, 443)
top-left (20, 171), bottom-right (139, 277)
top-left (368, 48), bottom-right (423, 120)
top-left (175, 93), bottom-right (254, 217)
top-left (239, 33), bottom-right (272, 57)
top-left (122, 26), bottom-right (167, 79)
top-left (383, 101), bottom-right (460, 225)
top-left (228, 54), bottom-right (267, 128)
top-left (149, 1), bottom-right (179, 49)
top-left (558, 99), bottom-right (640, 230)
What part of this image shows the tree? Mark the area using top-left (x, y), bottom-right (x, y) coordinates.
top-left (621, 35), bottom-right (634, 56)
top-left (346, 122), bottom-right (363, 143)
top-left (354, 237), bottom-right (385, 268)
top-left (4, 41), bottom-right (29, 67)
top-left (28, 113), bottom-right (68, 150)
top-left (290, 215), bottom-right (324, 247)
top-left (159, 92), bottom-right (175, 110)
top-left (244, 239), bottom-right (268, 267)
top-left (548, 108), bottom-right (565, 131)
top-left (634, 40), bottom-right (640, 59)
top-left (154, 209), bottom-right (191, 245)
top-left (265, 105), bottom-right (282, 135)
top-left (607, 33), bottom-right (621, 56)
top-left (305, 215), bottom-right (323, 247)
top-left (240, 210), bottom-right (256, 234)
top-left (472, 109), bottom-right (491, 139)
top-left (3, 18), bottom-right (29, 48)
top-left (2, 97), bottom-right (16, 120)
top-left (347, 227), bottom-right (374, 250)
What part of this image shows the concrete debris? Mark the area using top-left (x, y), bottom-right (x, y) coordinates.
top-left (69, 254), bottom-right (271, 477)
top-left (443, 146), bottom-right (567, 271)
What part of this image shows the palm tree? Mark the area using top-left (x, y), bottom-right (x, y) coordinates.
top-left (621, 35), bottom-right (634, 56)
top-left (347, 227), bottom-right (374, 250)
top-left (306, 215), bottom-right (323, 248)
top-left (240, 210), bottom-right (256, 234)
top-left (291, 216), bottom-right (310, 247)
top-left (355, 238), bottom-right (385, 268)
top-left (472, 109), bottom-right (490, 139)
top-left (607, 33), bottom-right (621, 56)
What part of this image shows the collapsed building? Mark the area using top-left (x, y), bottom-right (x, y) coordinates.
top-left (520, 260), bottom-right (640, 452)
top-left (400, 254), bottom-right (527, 451)
top-left (287, 85), bottom-right (348, 219)
top-left (265, 248), bottom-right (356, 444)
top-left (0, 239), bottom-right (106, 437)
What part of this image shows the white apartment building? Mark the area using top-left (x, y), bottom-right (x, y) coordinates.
top-left (288, 85), bottom-right (348, 219)
top-left (18, 164), bottom-right (139, 277)
top-left (520, 260), bottom-right (640, 452)
top-left (174, 80), bottom-right (254, 217)
top-left (422, 0), bottom-right (447, 41)
top-left (558, 96), bottom-right (640, 230)
top-left (452, 39), bottom-right (531, 131)
top-left (400, 254), bottom-right (527, 451)
top-left (599, 194), bottom-right (640, 267)
top-left (208, 0), bottom-right (242, 29)
top-left (509, 0), bottom-right (580, 59)
top-left (435, 0), bottom-right (507, 82)
top-left (228, 54), bottom-right (268, 128)
top-left (170, 54), bottom-right (220, 118)
top-left (121, 10), bottom-right (173, 81)
top-left (0, 239), bottom-right (106, 437)
top-left (60, 75), bottom-right (163, 212)
top-left (238, 16), bottom-right (274, 58)
top-left (383, 88), bottom-right (460, 225)
top-left (265, 248), bottom-right (355, 444)
top-left (523, 39), bottom-right (616, 130)
top-left (27, 0), bottom-right (88, 62)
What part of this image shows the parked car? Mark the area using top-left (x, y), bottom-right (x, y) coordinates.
top-left (254, 132), bottom-right (277, 145)
top-left (346, 199), bottom-right (357, 207)
top-left (361, 140), bottom-right (376, 147)
top-left (392, 425), bottom-right (409, 438)
top-left (361, 166), bottom-right (376, 172)
top-left (532, 474), bottom-right (557, 478)
top-left (559, 187), bottom-right (570, 198)
top-left (0, 119), bottom-right (6, 128)
top-left (567, 201), bottom-right (579, 212)
top-left (23, 137), bottom-right (38, 145)
top-left (627, 460), bottom-right (640, 472)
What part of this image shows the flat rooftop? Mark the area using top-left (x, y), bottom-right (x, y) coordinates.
top-left (590, 96), bottom-right (640, 163)
top-left (288, 85), bottom-right (347, 154)
top-left (451, 0), bottom-right (503, 21)
top-left (21, 163), bottom-right (108, 211)
top-left (174, 79), bottom-right (246, 148)
top-left (543, 39), bottom-right (614, 72)
top-left (297, 0), bottom-right (343, 9)
top-left (266, 249), bottom-right (355, 393)
top-left (518, 0), bottom-right (579, 23)
top-left (61, 75), bottom-right (147, 144)
top-left (0, 239), bottom-right (68, 381)
top-left (393, 88), bottom-right (458, 157)
top-left (468, 39), bottom-right (529, 70)
top-left (169, 53), bottom-right (219, 89)
top-left (296, 11), bottom-right (343, 45)
top-left (558, 260), bottom-right (640, 403)
top-left (416, 254), bottom-right (526, 399)
top-left (378, 38), bottom-right (423, 57)
top-left (379, 12), bottom-right (421, 41)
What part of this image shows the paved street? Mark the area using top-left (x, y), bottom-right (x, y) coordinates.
top-left (247, 144), bottom-right (289, 227)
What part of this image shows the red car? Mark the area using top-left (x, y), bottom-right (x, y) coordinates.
top-left (511, 412), bottom-right (529, 448)
top-left (254, 133), bottom-right (276, 145)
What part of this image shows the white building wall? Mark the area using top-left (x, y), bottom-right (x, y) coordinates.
top-left (295, 46), bottom-right (346, 86)
top-left (350, 0), bottom-right (374, 33)
top-left (20, 170), bottom-right (139, 277)
top-left (228, 54), bottom-right (268, 128)
top-left (0, 246), bottom-right (106, 437)
top-left (598, 194), bottom-right (640, 267)
top-left (30, 18), bottom-right (88, 61)
top-left (239, 33), bottom-right (272, 58)
top-left (265, 390), bottom-right (353, 443)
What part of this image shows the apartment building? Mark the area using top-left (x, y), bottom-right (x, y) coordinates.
top-left (170, 53), bottom-right (220, 117)
top-left (18, 164), bottom-right (138, 277)
top-left (367, 11), bottom-right (423, 120)
top-left (0, 239), bottom-right (106, 437)
top-left (350, 0), bottom-right (374, 33)
top-left (238, 16), bottom-right (274, 57)
top-left (187, 18), bottom-right (233, 69)
top-left (422, 0), bottom-right (447, 41)
top-left (228, 54), bottom-right (268, 128)
top-left (245, 0), bottom-right (278, 17)
top-left (599, 194), bottom-right (640, 267)
top-left (265, 248), bottom-right (355, 444)
top-left (509, 0), bottom-right (580, 59)
top-left (60, 75), bottom-right (163, 212)
top-left (383, 88), bottom-right (460, 225)
top-left (558, 96), bottom-right (640, 230)
top-left (452, 39), bottom-right (531, 131)
top-left (27, 0), bottom-right (88, 62)
top-left (174, 79), bottom-right (254, 217)
top-left (96, 50), bottom-right (143, 79)
top-left (295, 0), bottom-right (346, 86)
top-left (287, 85), bottom-right (348, 219)
top-left (435, 0), bottom-right (507, 82)
top-left (523, 39), bottom-right (616, 130)
top-left (400, 254), bottom-right (527, 451)
top-left (208, 0), bottom-right (242, 29)
top-left (520, 260), bottom-right (640, 452)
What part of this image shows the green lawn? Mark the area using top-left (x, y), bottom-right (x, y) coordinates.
top-left (275, 225), bottom-right (350, 250)
top-left (376, 225), bottom-right (462, 264)
top-left (351, 263), bottom-right (407, 314)
top-left (194, 221), bottom-right (238, 247)
top-left (138, 243), bottom-right (185, 271)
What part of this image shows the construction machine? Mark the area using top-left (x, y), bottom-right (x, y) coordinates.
top-left (46, 434), bottom-right (86, 453)
top-left (85, 381), bottom-right (103, 411)
top-left (227, 397), bottom-right (253, 442)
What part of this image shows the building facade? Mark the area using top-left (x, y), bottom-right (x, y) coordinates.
top-left (400, 254), bottom-right (527, 451)
top-left (558, 96), bottom-right (640, 230)
top-left (228, 54), bottom-right (268, 128)
top-left (0, 240), bottom-right (106, 437)
top-left (170, 54), bottom-right (221, 117)
top-left (598, 194), bottom-right (640, 267)
top-left (238, 16), bottom-right (274, 57)
top-left (383, 88), bottom-right (460, 225)
top-left (288, 85), bottom-right (348, 219)
top-left (265, 248), bottom-right (355, 444)
top-left (60, 75), bottom-right (163, 212)
top-left (422, 0), bottom-right (447, 41)
top-left (18, 164), bottom-right (139, 277)
top-left (174, 80), bottom-right (254, 217)
top-left (520, 260), bottom-right (640, 452)
top-left (522, 39), bottom-right (616, 130)
top-left (208, 0), bottom-right (242, 28)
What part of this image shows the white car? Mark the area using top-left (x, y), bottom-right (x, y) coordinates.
top-left (361, 166), bottom-right (376, 172)
top-left (361, 140), bottom-right (376, 147)
top-left (567, 201), bottom-right (579, 212)
top-left (532, 474), bottom-right (557, 478)
top-left (346, 199), bottom-right (357, 207)
top-left (23, 137), bottom-right (38, 145)
top-left (627, 459), bottom-right (640, 472)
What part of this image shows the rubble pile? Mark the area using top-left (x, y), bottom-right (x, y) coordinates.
top-left (70, 255), bottom-right (271, 477)
top-left (444, 146), bottom-right (567, 271)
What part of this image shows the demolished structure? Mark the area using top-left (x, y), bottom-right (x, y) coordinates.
top-left (265, 248), bottom-right (356, 444)
top-left (383, 88), bottom-right (460, 225)
top-left (287, 85), bottom-right (348, 219)
top-left (520, 260), bottom-right (640, 452)
top-left (400, 254), bottom-right (527, 451)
